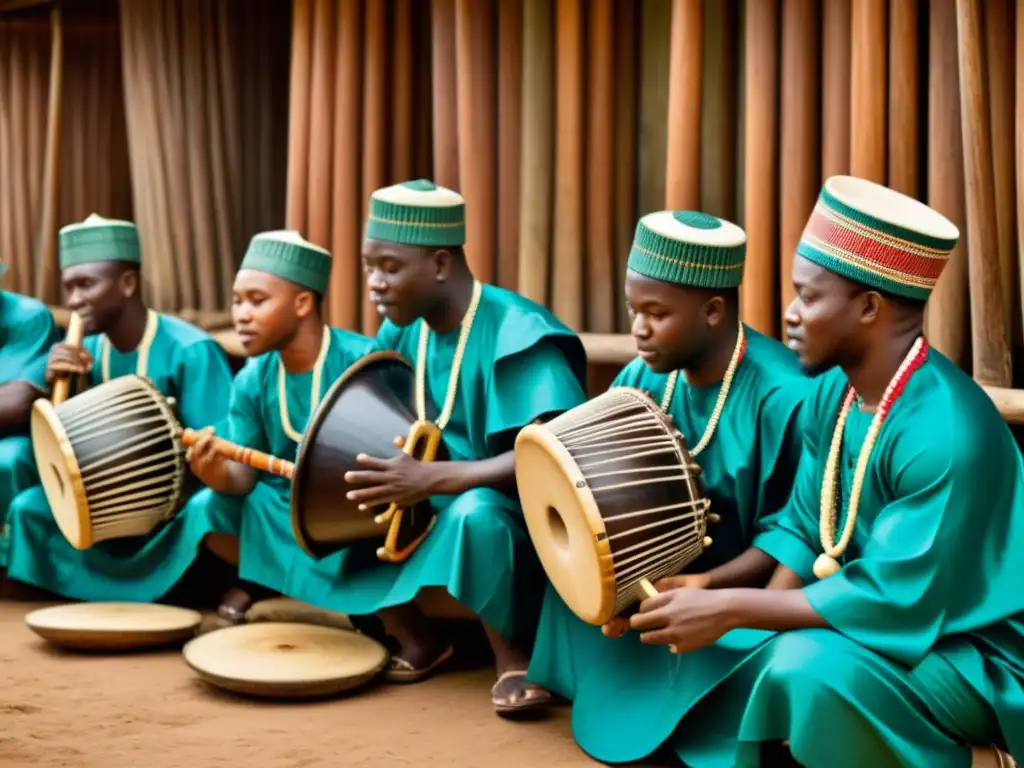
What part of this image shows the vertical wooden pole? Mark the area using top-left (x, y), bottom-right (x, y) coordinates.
top-left (638, 0), bottom-right (671, 218)
top-left (742, 0), bottom-right (780, 336)
top-left (1017, 0), bottom-right (1024, 349)
top-left (926, 0), bottom-right (968, 366)
top-left (821, 0), bottom-right (850, 180)
top-left (456, 0), bottom-right (497, 283)
top-left (362, 0), bottom-right (389, 334)
top-left (665, 0), bottom-right (702, 210)
top-left (956, 0), bottom-right (1011, 386)
top-left (850, 0), bottom-right (887, 183)
top-left (984, 0), bottom-right (1017, 340)
top-left (887, 0), bottom-right (918, 198)
top-left (778, 0), bottom-right (819, 325)
top-left (586, 0), bottom-right (616, 332)
top-left (552, 0), bottom-right (584, 329)
top-left (35, 7), bottom-right (62, 305)
top-left (330, 0), bottom-right (363, 330)
top-left (613, 0), bottom-right (638, 332)
top-left (518, 0), bottom-right (554, 307)
top-left (700, 0), bottom-right (738, 222)
top-left (306, 0), bottom-right (335, 249)
top-left (285, 0), bottom-right (313, 230)
top-left (496, 0), bottom-right (523, 291)
top-left (431, 0), bottom-right (459, 190)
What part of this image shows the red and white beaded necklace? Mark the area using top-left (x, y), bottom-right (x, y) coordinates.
top-left (812, 336), bottom-right (930, 580)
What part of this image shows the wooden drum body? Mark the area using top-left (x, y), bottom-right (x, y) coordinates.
top-left (30, 375), bottom-right (187, 550)
top-left (291, 351), bottom-right (446, 564)
top-left (514, 387), bottom-right (712, 625)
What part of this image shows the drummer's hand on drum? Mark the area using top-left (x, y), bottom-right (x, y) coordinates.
top-left (653, 572), bottom-right (712, 592)
top-left (344, 440), bottom-right (438, 509)
top-left (601, 573), bottom-right (711, 638)
top-left (45, 342), bottom-right (93, 385)
top-left (629, 588), bottom-right (733, 654)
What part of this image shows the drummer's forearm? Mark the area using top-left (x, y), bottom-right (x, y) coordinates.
top-left (704, 547), bottom-right (778, 589)
top-left (429, 452), bottom-right (516, 496)
top-left (0, 381), bottom-right (42, 435)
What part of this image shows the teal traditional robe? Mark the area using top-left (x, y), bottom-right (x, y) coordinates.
top-left (277, 284), bottom-right (588, 640)
top-left (0, 290), bottom-right (61, 562)
top-left (544, 349), bottom-right (1024, 766)
top-left (6, 312), bottom-right (236, 600)
top-left (527, 325), bottom-right (809, 759)
top-left (206, 327), bottom-right (374, 600)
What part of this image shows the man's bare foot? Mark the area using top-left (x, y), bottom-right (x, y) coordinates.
top-left (377, 603), bottom-right (453, 684)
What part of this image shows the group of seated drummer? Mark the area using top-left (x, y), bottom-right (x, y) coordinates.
top-left (0, 174), bottom-right (1021, 767)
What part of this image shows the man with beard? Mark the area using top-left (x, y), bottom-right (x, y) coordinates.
top-left (308, 179), bottom-right (588, 715)
top-left (0, 258), bottom-right (62, 560)
top-left (618, 177), bottom-right (1024, 767)
top-left (526, 209), bottom-right (809, 756)
top-left (186, 229), bottom-right (372, 622)
top-left (5, 213), bottom-right (235, 602)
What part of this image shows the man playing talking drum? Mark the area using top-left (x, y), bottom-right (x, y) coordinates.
top-left (6, 214), bottom-right (235, 604)
top-left (585, 178), bottom-right (1023, 767)
top-left (526, 209), bottom-right (810, 760)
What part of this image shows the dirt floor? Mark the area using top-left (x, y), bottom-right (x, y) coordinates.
top-left (0, 600), bottom-right (608, 768)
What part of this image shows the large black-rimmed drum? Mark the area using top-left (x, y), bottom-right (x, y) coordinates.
top-left (291, 351), bottom-right (448, 564)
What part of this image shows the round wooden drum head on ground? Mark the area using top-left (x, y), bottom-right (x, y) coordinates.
top-left (25, 603), bottom-right (203, 651)
top-left (182, 622), bottom-right (390, 699)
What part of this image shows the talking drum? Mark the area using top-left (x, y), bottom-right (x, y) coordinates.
top-left (291, 350), bottom-right (447, 564)
top-left (514, 387), bottom-right (712, 626)
top-left (30, 375), bottom-right (187, 550)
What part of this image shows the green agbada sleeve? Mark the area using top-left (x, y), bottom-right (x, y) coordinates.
top-left (173, 340), bottom-right (234, 432)
top-left (802, 417), bottom-right (1024, 668)
top-left (484, 338), bottom-right (587, 454)
top-left (0, 299), bottom-right (59, 393)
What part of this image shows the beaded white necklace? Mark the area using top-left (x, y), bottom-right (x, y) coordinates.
top-left (658, 321), bottom-right (746, 457)
top-left (812, 336), bottom-right (929, 579)
top-left (100, 309), bottom-right (159, 382)
top-left (414, 280), bottom-right (482, 431)
top-left (278, 325), bottom-right (331, 443)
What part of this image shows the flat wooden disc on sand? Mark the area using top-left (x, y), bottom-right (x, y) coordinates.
top-left (183, 622), bottom-right (390, 699)
top-left (25, 603), bottom-right (203, 651)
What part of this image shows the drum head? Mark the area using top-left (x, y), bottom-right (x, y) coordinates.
top-left (30, 400), bottom-right (90, 550)
top-left (291, 351), bottom-right (443, 560)
top-left (183, 622), bottom-right (389, 699)
top-left (25, 602), bottom-right (202, 651)
top-left (515, 424), bottom-right (614, 626)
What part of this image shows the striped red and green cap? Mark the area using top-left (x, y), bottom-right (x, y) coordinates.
top-left (627, 210), bottom-right (746, 289)
top-left (797, 176), bottom-right (960, 300)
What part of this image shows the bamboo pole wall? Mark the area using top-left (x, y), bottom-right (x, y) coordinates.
top-left (4, 0), bottom-right (1023, 396)
top-left (278, 0), bottom-right (1024, 390)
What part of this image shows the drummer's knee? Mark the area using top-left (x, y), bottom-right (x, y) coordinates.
top-left (761, 629), bottom-right (861, 696)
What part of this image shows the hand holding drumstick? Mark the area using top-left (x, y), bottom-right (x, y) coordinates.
top-left (182, 427), bottom-right (292, 497)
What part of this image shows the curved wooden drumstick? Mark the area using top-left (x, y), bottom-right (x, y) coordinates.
top-left (52, 312), bottom-right (84, 406)
top-left (180, 428), bottom-right (295, 480)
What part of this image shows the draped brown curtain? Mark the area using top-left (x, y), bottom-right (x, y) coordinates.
top-left (0, 11), bottom-right (132, 304)
top-left (0, 17), bottom-right (51, 297)
top-left (118, 0), bottom-right (291, 314)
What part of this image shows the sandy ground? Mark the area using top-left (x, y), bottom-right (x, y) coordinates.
top-left (0, 600), bottom-right (612, 768)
